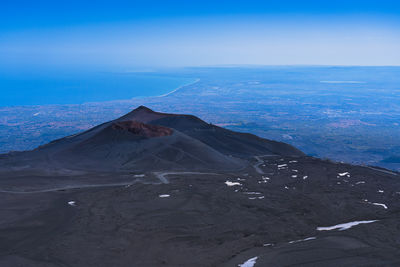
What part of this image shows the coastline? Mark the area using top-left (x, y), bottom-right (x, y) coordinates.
top-left (0, 73), bottom-right (197, 107)
top-left (157, 78), bottom-right (200, 97)
top-left (0, 78), bottom-right (200, 108)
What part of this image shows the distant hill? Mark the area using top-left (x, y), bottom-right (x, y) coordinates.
top-left (0, 106), bottom-right (303, 173)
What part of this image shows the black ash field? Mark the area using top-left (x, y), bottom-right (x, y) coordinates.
top-left (1, 107), bottom-right (400, 266)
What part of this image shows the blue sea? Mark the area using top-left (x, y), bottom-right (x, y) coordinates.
top-left (0, 71), bottom-right (194, 106)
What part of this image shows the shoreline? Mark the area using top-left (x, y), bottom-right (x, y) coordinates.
top-left (157, 78), bottom-right (200, 97)
top-left (0, 77), bottom-right (200, 108)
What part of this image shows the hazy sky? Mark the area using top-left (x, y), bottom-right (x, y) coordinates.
top-left (1, 0), bottom-right (400, 70)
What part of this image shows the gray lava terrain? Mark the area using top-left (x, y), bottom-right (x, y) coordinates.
top-left (0, 107), bottom-right (400, 266)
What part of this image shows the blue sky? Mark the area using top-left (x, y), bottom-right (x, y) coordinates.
top-left (1, 0), bottom-right (400, 69)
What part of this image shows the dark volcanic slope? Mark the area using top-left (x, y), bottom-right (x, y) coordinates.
top-left (0, 106), bottom-right (303, 173)
top-left (1, 107), bottom-right (400, 267)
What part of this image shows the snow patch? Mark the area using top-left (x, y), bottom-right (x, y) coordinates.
top-left (67, 201), bottom-right (76, 206)
top-left (338, 172), bottom-right (349, 177)
top-left (288, 236), bottom-right (316, 244)
top-left (225, 181), bottom-right (242, 186)
top-left (244, 192), bottom-right (262, 195)
top-left (238, 256), bottom-right (258, 267)
top-left (371, 203), bottom-right (388, 209)
top-left (317, 220), bottom-right (378, 231)
top-left (159, 194), bottom-right (170, 198)
top-left (258, 176), bottom-right (270, 184)
top-left (134, 174), bottom-right (145, 177)
top-left (248, 196), bottom-right (265, 200)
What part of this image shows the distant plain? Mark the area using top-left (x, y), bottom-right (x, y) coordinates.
top-left (1, 66), bottom-right (399, 171)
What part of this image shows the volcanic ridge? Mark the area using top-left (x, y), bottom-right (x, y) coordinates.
top-left (0, 106), bottom-right (399, 267)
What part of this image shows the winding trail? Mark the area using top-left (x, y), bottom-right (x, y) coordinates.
top-left (153, 171), bottom-right (221, 184)
top-left (253, 155), bottom-right (279, 174)
top-left (365, 166), bottom-right (398, 176)
top-left (0, 172), bottom-right (222, 193)
top-left (253, 156), bottom-right (265, 174)
top-left (0, 181), bottom-right (138, 194)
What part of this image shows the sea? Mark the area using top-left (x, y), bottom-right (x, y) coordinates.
top-left (0, 70), bottom-right (194, 106)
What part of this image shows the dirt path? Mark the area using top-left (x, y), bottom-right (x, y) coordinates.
top-left (153, 171), bottom-right (221, 183)
top-left (0, 172), bottom-right (222, 193)
top-left (365, 166), bottom-right (398, 176)
top-left (0, 181), bottom-right (138, 194)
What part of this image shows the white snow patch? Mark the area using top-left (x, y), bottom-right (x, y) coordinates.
top-left (248, 196), bottom-right (265, 200)
top-left (291, 175), bottom-right (297, 178)
top-left (238, 256), bottom-right (258, 267)
top-left (244, 192), bottom-right (262, 195)
top-left (67, 201), bottom-right (76, 206)
top-left (134, 174), bottom-right (145, 177)
top-left (288, 236), bottom-right (316, 244)
top-left (303, 176), bottom-right (308, 180)
top-left (284, 186), bottom-right (289, 190)
top-left (278, 164), bottom-right (287, 168)
top-left (292, 169), bottom-right (298, 172)
top-left (159, 194), bottom-right (170, 198)
top-left (338, 172), bottom-right (349, 177)
top-left (317, 220), bottom-right (378, 231)
top-left (289, 160), bottom-right (298, 163)
top-left (258, 176), bottom-right (270, 184)
top-left (378, 190), bottom-right (384, 193)
top-left (371, 203), bottom-right (388, 209)
top-left (225, 181), bottom-right (242, 186)
top-left (263, 243), bottom-right (273, 247)
top-left (355, 181), bottom-right (365, 185)
top-left (33, 112), bottom-right (40, 116)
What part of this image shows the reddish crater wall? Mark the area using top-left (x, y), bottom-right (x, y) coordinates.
top-left (111, 121), bottom-right (173, 138)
